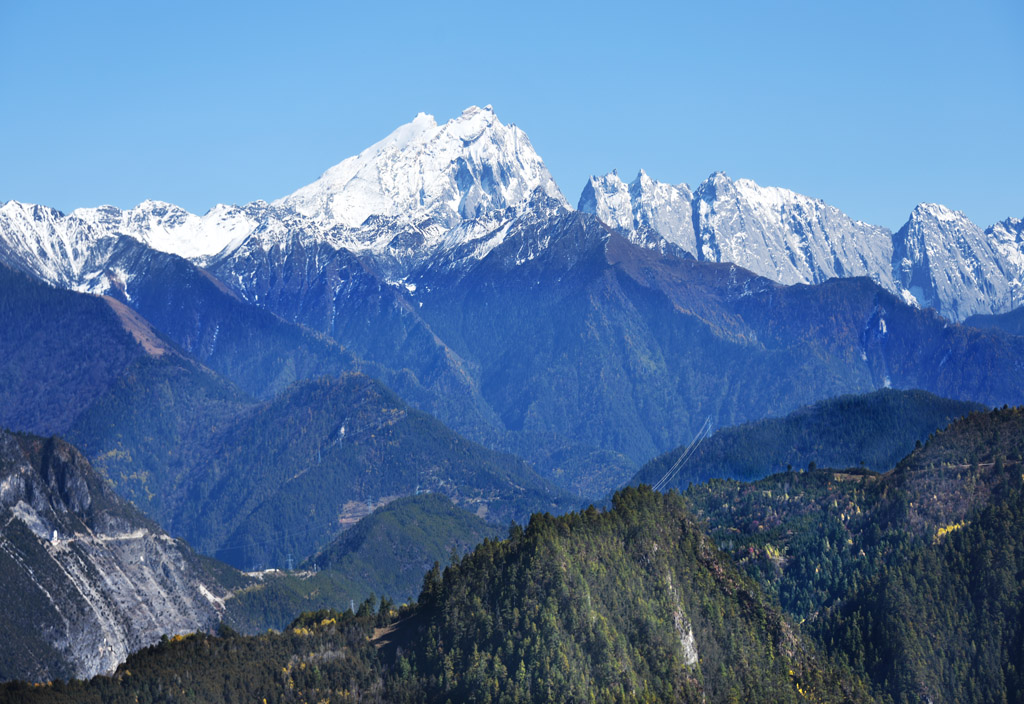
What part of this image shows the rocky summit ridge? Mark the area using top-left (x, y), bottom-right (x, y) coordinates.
top-left (580, 169), bottom-right (1022, 320)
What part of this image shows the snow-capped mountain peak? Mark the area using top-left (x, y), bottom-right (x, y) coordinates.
top-left (578, 171), bottom-right (633, 232)
top-left (892, 202), bottom-right (1015, 319)
top-left (70, 199), bottom-right (266, 261)
top-left (274, 106), bottom-right (567, 231)
top-left (2, 108), bottom-right (1021, 322)
top-left (0, 107), bottom-right (571, 289)
top-left (0, 200), bottom-right (100, 285)
top-left (578, 170), bottom-right (695, 253)
top-left (910, 202), bottom-right (964, 224)
top-left (585, 169), bottom-right (896, 290)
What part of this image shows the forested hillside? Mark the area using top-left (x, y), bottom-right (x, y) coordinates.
top-left (221, 494), bottom-right (498, 632)
top-left (403, 230), bottom-right (1024, 493)
top-left (308, 493), bottom-right (498, 602)
top-left (166, 376), bottom-right (568, 569)
top-left (0, 264), bottom-right (152, 434)
top-left (8, 407), bottom-right (1024, 702)
top-left (4, 488), bottom-right (875, 704)
top-left (401, 486), bottom-right (871, 703)
top-left (685, 406), bottom-right (1024, 703)
top-left (820, 482), bottom-right (1024, 703)
top-left (0, 264), bottom-right (568, 573)
top-left (633, 389), bottom-right (983, 491)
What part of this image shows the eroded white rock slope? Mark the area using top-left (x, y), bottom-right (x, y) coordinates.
top-left (0, 431), bottom-right (228, 682)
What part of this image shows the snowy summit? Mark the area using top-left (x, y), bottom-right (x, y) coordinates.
top-left (276, 105), bottom-right (566, 230)
top-left (0, 106), bottom-right (1020, 320)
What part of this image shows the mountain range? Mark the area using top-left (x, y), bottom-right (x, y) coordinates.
top-left (0, 262), bottom-right (570, 571)
top-left (580, 170), bottom-right (1023, 321)
top-left (2, 106), bottom-right (1024, 492)
top-left (2, 106), bottom-right (1020, 322)
top-left (3, 105), bottom-right (1024, 697)
top-left (632, 388), bottom-right (984, 491)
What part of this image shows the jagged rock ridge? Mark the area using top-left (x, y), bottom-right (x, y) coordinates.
top-left (580, 169), bottom-right (1022, 320)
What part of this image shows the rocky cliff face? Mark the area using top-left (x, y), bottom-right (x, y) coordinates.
top-left (578, 170), bottom-right (696, 255)
top-left (0, 431), bottom-right (229, 683)
top-left (892, 203), bottom-right (1015, 320)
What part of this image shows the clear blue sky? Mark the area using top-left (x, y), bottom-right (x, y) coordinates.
top-left (1, 0), bottom-right (1021, 229)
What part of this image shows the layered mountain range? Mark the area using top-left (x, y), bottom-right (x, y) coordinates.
top-left (13, 399), bottom-right (1024, 703)
top-left (2, 106), bottom-right (1024, 493)
top-left (2, 105), bottom-right (1020, 322)
top-left (5, 105), bottom-right (1024, 699)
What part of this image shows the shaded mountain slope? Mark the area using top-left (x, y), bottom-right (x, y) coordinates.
top-left (161, 375), bottom-right (570, 569)
top-left (406, 225), bottom-right (1024, 484)
top-left (222, 494), bottom-right (500, 633)
top-left (66, 354), bottom-right (253, 519)
top-left (965, 304), bottom-right (1024, 337)
top-left (0, 264), bottom-right (150, 435)
top-left (207, 234), bottom-right (504, 444)
top-left (7, 198), bottom-right (1024, 504)
top-left (632, 389), bottom-right (983, 491)
top-left (0, 259), bottom-right (562, 573)
top-left (100, 241), bottom-right (364, 401)
top-left (307, 492), bottom-right (498, 603)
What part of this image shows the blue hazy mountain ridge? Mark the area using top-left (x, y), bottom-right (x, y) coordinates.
top-left (216, 492), bottom-right (501, 634)
top-left (0, 262), bottom-right (253, 454)
top-left (5, 212), bottom-right (1024, 509)
top-left (0, 262), bottom-right (571, 570)
top-left (400, 227), bottom-right (1024, 478)
top-left (91, 236), bottom-right (505, 442)
top-left (632, 388), bottom-right (985, 492)
top-left (196, 206), bottom-right (1024, 498)
top-left (165, 375), bottom-right (571, 569)
top-left (966, 304), bottom-right (1024, 338)
top-left (0, 263), bottom-right (157, 435)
